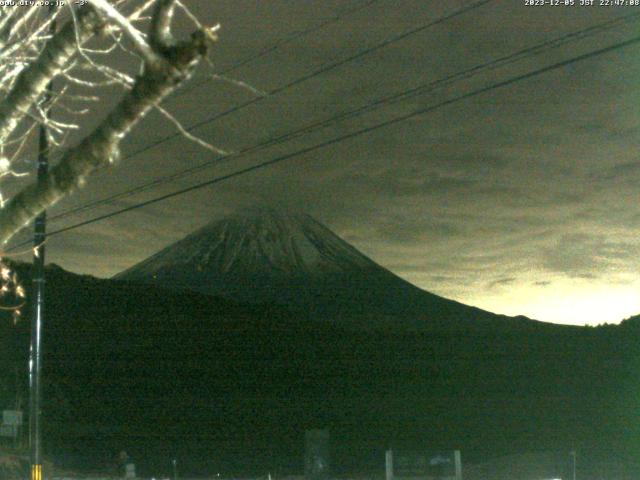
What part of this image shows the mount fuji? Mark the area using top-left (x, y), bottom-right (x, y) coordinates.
top-left (115, 208), bottom-right (538, 330)
top-left (4, 211), bottom-right (630, 475)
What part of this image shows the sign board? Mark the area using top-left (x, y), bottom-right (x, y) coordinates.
top-left (395, 452), bottom-right (430, 476)
top-left (124, 463), bottom-right (136, 479)
top-left (386, 449), bottom-right (462, 480)
top-left (427, 452), bottom-right (457, 477)
top-left (2, 410), bottom-right (22, 426)
top-left (0, 424), bottom-right (18, 438)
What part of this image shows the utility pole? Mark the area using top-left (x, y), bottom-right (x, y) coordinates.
top-left (29, 5), bottom-right (55, 480)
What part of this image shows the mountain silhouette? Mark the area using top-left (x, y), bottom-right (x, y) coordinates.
top-left (115, 208), bottom-right (540, 330)
top-left (0, 212), bottom-right (635, 477)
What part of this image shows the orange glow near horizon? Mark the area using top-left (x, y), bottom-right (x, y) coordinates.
top-left (469, 280), bottom-right (640, 326)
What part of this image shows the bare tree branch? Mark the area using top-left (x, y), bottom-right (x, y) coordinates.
top-left (150, 0), bottom-right (176, 52)
top-left (0, 6), bottom-right (103, 146)
top-left (155, 104), bottom-right (229, 156)
top-left (88, 0), bottom-right (160, 64)
top-left (0, 1), bottom-right (215, 245)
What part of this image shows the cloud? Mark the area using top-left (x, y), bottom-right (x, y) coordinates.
top-left (11, 1), bottom-right (638, 325)
top-left (541, 233), bottom-right (640, 279)
top-left (486, 277), bottom-right (517, 290)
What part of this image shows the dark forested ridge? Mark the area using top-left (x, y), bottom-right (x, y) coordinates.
top-left (0, 261), bottom-right (638, 477)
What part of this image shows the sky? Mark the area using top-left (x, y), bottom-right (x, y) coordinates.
top-left (6, 0), bottom-right (640, 326)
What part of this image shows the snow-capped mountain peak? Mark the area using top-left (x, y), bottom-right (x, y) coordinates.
top-left (117, 207), bottom-right (377, 282)
top-left (116, 207), bottom-right (525, 328)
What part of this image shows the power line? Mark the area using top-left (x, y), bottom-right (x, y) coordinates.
top-left (26, 34), bottom-right (640, 244)
top-left (96, 0), bottom-right (493, 164)
top-left (175, 0), bottom-right (382, 97)
top-left (197, 0), bottom-right (382, 78)
top-left (47, 11), bottom-right (640, 224)
top-left (5, 1), bottom-right (496, 252)
top-left (36, 0), bottom-right (386, 181)
top-left (46, 0), bottom-right (494, 223)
